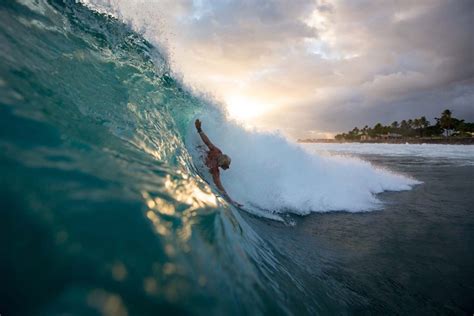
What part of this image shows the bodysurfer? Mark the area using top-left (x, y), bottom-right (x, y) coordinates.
top-left (195, 119), bottom-right (241, 207)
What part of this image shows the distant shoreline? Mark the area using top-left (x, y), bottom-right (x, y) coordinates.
top-left (297, 138), bottom-right (474, 145)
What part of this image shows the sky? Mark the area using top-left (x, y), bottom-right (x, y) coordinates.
top-left (89, 0), bottom-right (474, 138)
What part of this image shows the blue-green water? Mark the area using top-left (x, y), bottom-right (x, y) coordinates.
top-left (1, 1), bottom-right (473, 315)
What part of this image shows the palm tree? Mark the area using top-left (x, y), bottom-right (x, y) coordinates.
top-left (413, 118), bottom-right (422, 137)
top-left (419, 116), bottom-right (430, 137)
top-left (373, 123), bottom-right (384, 136)
top-left (440, 109), bottom-right (453, 137)
top-left (362, 125), bottom-right (369, 135)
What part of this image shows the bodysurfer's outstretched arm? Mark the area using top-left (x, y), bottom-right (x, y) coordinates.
top-left (211, 170), bottom-right (237, 205)
top-left (212, 172), bottom-right (227, 195)
top-left (195, 119), bottom-right (218, 151)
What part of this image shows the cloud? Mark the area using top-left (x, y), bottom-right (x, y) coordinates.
top-left (90, 0), bottom-right (474, 138)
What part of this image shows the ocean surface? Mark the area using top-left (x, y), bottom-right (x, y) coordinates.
top-left (1, 1), bottom-right (473, 315)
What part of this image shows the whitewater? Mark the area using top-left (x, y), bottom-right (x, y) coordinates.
top-left (3, 1), bottom-right (473, 315)
top-left (188, 120), bottom-right (419, 217)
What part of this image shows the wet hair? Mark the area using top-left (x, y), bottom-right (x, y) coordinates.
top-left (218, 154), bottom-right (231, 168)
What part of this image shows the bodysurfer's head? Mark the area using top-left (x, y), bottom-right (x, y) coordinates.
top-left (218, 154), bottom-right (231, 170)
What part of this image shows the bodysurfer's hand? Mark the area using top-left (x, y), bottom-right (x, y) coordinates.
top-left (230, 199), bottom-right (243, 208)
top-left (195, 119), bottom-right (202, 132)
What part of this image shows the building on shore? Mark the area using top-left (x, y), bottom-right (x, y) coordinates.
top-left (380, 133), bottom-right (402, 140)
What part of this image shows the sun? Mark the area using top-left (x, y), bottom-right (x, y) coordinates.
top-left (226, 95), bottom-right (267, 122)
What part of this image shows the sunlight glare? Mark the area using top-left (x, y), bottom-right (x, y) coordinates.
top-left (226, 95), bottom-right (267, 121)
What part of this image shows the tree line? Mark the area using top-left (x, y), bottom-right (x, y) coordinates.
top-left (335, 109), bottom-right (474, 141)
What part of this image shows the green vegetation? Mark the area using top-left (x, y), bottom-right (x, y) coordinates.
top-left (335, 109), bottom-right (474, 141)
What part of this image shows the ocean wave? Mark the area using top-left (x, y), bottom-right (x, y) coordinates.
top-left (76, 0), bottom-right (422, 216)
top-left (0, 1), bottom-right (420, 314)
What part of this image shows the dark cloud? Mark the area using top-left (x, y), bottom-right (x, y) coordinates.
top-left (252, 0), bottom-right (474, 136)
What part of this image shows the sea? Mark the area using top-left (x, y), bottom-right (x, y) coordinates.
top-left (1, 1), bottom-right (473, 315)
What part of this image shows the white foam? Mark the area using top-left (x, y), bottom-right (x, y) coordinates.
top-left (304, 143), bottom-right (474, 164)
top-left (188, 119), bottom-right (420, 216)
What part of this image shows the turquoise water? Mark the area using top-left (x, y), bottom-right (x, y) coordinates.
top-left (1, 1), bottom-right (473, 315)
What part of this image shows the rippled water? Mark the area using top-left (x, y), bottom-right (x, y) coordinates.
top-left (247, 145), bottom-right (474, 314)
